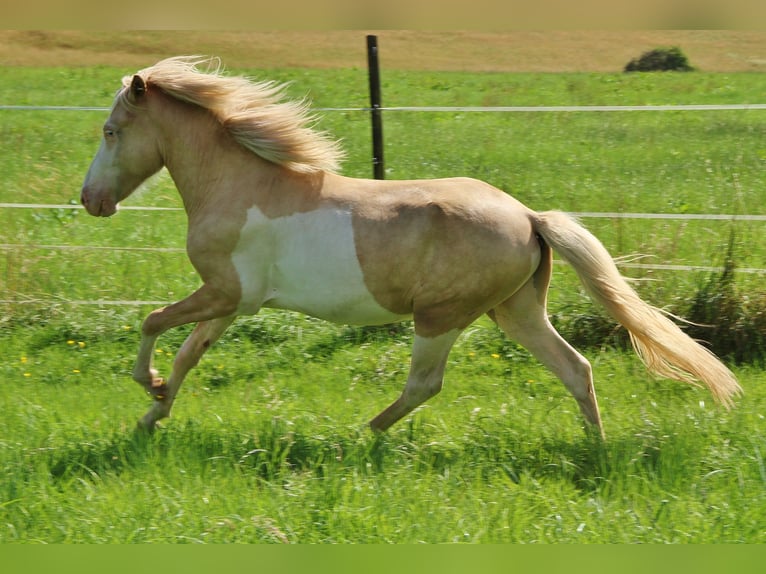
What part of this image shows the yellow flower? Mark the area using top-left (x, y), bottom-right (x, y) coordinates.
top-left (491, 353), bottom-right (500, 359)
top-left (20, 356), bottom-right (27, 364)
top-left (67, 340), bottom-right (75, 346)
top-left (23, 373), bottom-right (31, 378)
top-left (72, 369), bottom-right (81, 374)
top-left (77, 341), bottom-right (86, 348)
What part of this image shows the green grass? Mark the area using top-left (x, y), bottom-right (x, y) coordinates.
top-left (2, 315), bottom-right (764, 544)
top-left (2, 311), bottom-right (765, 543)
top-left (1, 67), bottom-right (765, 543)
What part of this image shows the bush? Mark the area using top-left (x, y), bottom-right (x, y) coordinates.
top-left (624, 47), bottom-right (695, 72)
top-left (551, 229), bottom-right (766, 365)
top-left (684, 230), bottom-right (766, 366)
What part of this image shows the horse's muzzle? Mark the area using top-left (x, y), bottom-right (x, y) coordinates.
top-left (80, 186), bottom-right (117, 217)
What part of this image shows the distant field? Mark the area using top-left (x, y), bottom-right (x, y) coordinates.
top-left (1, 44), bottom-right (765, 543)
top-left (2, 30), bottom-right (766, 72)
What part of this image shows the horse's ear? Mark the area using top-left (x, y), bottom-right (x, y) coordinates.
top-left (130, 75), bottom-right (146, 99)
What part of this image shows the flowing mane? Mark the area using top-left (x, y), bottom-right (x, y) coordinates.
top-left (121, 56), bottom-right (345, 174)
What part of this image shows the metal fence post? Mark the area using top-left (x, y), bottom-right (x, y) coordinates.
top-left (366, 35), bottom-right (385, 179)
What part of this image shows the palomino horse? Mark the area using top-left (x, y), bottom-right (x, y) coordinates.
top-left (81, 57), bottom-right (741, 436)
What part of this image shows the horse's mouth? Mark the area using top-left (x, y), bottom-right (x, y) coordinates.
top-left (81, 191), bottom-right (117, 217)
top-left (97, 202), bottom-right (118, 217)
top-left (86, 200), bottom-right (117, 217)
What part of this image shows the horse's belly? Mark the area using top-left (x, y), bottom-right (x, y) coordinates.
top-left (263, 251), bottom-right (408, 324)
top-left (231, 205), bottom-right (408, 325)
top-left (265, 285), bottom-right (408, 325)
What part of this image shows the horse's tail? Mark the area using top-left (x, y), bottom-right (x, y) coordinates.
top-left (531, 210), bottom-right (742, 407)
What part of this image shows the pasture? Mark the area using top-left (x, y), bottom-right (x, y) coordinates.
top-left (1, 59), bottom-right (766, 542)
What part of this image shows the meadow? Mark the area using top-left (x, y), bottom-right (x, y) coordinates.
top-left (1, 63), bottom-right (765, 543)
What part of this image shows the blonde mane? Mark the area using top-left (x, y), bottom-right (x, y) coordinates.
top-left (123, 56), bottom-right (345, 174)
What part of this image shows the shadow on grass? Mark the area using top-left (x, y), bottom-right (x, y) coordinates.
top-left (41, 415), bottom-right (692, 496)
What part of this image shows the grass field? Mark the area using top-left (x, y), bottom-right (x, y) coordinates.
top-left (1, 36), bottom-right (766, 543)
top-left (2, 30), bottom-right (766, 72)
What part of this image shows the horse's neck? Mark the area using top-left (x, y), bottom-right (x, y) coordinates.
top-left (157, 104), bottom-right (272, 215)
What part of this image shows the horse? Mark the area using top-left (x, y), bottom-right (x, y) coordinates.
top-left (80, 56), bottom-right (741, 436)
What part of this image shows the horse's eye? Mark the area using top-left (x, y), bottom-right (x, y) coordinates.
top-left (103, 127), bottom-right (117, 138)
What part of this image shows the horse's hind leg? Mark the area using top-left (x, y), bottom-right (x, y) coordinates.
top-left (489, 262), bottom-right (604, 437)
top-left (369, 329), bottom-right (461, 432)
top-left (138, 314), bottom-right (235, 432)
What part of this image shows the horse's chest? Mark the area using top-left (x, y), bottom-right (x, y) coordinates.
top-left (230, 206), bottom-right (406, 324)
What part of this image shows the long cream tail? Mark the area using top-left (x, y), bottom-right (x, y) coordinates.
top-left (532, 210), bottom-right (742, 407)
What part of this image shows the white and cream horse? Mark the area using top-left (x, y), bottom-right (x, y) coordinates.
top-left (81, 57), bottom-right (741, 435)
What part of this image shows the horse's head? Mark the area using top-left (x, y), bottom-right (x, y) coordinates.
top-left (81, 75), bottom-right (164, 217)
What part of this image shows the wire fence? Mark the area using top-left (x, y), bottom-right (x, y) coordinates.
top-left (3, 202), bottom-right (766, 220)
top-left (6, 103), bottom-right (766, 113)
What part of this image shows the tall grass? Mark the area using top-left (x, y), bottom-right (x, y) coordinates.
top-left (685, 229), bottom-right (766, 365)
top-left (1, 67), bottom-right (765, 543)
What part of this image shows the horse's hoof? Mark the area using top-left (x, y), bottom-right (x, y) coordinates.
top-left (133, 425), bottom-right (153, 440)
top-left (135, 419), bottom-right (160, 435)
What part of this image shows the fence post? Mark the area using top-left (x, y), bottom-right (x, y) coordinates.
top-left (366, 35), bottom-right (385, 179)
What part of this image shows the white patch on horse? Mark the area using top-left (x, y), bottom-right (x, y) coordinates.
top-left (231, 205), bottom-right (408, 325)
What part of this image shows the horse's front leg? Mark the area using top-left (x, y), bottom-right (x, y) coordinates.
top-left (131, 284), bottom-right (239, 431)
top-left (137, 315), bottom-right (236, 431)
top-left (132, 330), bottom-right (164, 394)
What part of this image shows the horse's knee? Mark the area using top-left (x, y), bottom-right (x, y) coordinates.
top-left (140, 309), bottom-right (166, 337)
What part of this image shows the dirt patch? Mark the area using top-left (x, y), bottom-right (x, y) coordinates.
top-left (2, 30), bottom-right (765, 72)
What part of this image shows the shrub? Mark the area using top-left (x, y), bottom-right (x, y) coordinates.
top-left (624, 47), bottom-right (695, 72)
top-left (684, 230), bottom-right (766, 366)
top-left (551, 229), bottom-right (766, 365)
